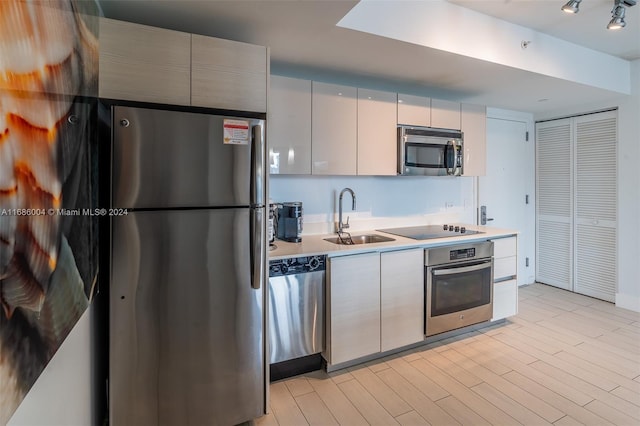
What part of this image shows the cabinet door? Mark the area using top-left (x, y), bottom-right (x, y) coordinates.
top-left (357, 88), bottom-right (397, 176)
top-left (326, 253), bottom-right (380, 365)
top-left (99, 18), bottom-right (191, 105)
top-left (311, 82), bottom-right (357, 175)
top-left (191, 35), bottom-right (267, 112)
top-left (431, 99), bottom-right (461, 130)
top-left (381, 249), bottom-right (424, 352)
top-left (268, 76), bottom-right (312, 174)
top-left (461, 103), bottom-right (487, 176)
top-left (397, 93), bottom-right (431, 127)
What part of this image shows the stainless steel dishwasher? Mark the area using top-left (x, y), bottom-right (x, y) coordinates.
top-left (268, 255), bottom-right (325, 370)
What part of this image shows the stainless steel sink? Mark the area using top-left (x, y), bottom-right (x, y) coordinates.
top-left (323, 234), bottom-right (395, 245)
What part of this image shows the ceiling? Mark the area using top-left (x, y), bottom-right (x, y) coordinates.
top-left (97, 0), bottom-right (639, 114)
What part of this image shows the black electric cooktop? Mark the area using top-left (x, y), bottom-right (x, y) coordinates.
top-left (377, 224), bottom-right (483, 240)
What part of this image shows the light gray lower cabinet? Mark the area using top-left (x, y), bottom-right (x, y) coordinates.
top-left (381, 248), bottom-right (424, 351)
top-left (491, 236), bottom-right (518, 321)
top-left (325, 252), bottom-right (380, 365)
top-left (325, 248), bottom-right (424, 367)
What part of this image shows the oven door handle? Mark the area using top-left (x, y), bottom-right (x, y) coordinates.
top-left (433, 261), bottom-right (492, 276)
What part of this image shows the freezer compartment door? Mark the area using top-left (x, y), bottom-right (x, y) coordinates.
top-left (109, 209), bottom-right (264, 426)
top-left (112, 105), bottom-right (265, 209)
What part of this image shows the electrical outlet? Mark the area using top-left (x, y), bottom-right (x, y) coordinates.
top-left (445, 202), bottom-right (454, 210)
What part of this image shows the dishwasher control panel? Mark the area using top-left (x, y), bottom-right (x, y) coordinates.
top-left (269, 255), bottom-right (326, 277)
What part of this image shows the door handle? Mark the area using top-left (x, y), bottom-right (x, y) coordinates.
top-left (250, 207), bottom-right (265, 289)
top-left (432, 260), bottom-right (492, 276)
top-left (480, 205), bottom-right (494, 225)
top-left (250, 124), bottom-right (265, 208)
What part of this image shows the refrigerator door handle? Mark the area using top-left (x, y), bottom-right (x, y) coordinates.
top-left (251, 124), bottom-right (265, 207)
top-left (250, 207), bottom-right (266, 289)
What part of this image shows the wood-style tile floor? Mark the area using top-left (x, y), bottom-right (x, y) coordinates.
top-left (257, 283), bottom-right (640, 425)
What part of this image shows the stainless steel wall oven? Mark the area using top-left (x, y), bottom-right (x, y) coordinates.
top-left (425, 241), bottom-right (494, 336)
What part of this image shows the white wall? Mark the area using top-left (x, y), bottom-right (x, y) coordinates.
top-left (8, 307), bottom-right (95, 426)
top-left (535, 59), bottom-right (640, 312)
top-left (269, 175), bottom-right (476, 234)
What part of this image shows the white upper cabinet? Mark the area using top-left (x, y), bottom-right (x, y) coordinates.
top-left (461, 103), bottom-right (487, 176)
top-left (397, 93), bottom-right (431, 127)
top-left (431, 98), bottom-right (461, 130)
top-left (311, 82), bottom-right (357, 175)
top-left (191, 35), bottom-right (268, 112)
top-left (99, 18), bottom-right (191, 105)
top-left (268, 76), bottom-right (312, 174)
top-left (357, 88), bottom-right (397, 176)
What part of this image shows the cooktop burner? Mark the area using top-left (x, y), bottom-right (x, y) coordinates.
top-left (377, 224), bottom-right (483, 240)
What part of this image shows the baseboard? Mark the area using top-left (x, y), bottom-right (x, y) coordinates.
top-left (615, 292), bottom-right (640, 312)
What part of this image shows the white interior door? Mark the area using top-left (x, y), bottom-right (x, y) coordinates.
top-left (478, 117), bottom-right (535, 285)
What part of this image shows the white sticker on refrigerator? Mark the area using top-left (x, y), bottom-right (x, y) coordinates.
top-left (223, 119), bottom-right (250, 145)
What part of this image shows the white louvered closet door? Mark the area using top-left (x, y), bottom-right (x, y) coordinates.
top-left (535, 111), bottom-right (617, 302)
top-left (536, 118), bottom-right (573, 290)
top-left (574, 111), bottom-right (617, 302)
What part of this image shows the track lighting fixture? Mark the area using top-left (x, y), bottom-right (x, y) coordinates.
top-left (561, 0), bottom-right (636, 30)
top-left (561, 0), bottom-right (582, 13)
top-left (608, 0), bottom-right (637, 29)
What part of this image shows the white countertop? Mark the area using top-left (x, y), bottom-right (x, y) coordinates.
top-left (269, 225), bottom-right (518, 260)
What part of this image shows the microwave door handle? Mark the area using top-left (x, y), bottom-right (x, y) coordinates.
top-left (455, 143), bottom-right (463, 176)
top-left (445, 141), bottom-right (462, 176)
top-left (445, 140), bottom-right (455, 175)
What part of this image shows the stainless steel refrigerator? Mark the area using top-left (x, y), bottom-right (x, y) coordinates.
top-left (108, 105), bottom-right (266, 426)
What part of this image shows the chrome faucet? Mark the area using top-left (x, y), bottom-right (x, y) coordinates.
top-left (338, 187), bottom-right (356, 234)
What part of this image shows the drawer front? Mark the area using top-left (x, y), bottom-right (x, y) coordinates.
top-left (492, 236), bottom-right (517, 259)
top-left (493, 279), bottom-right (518, 320)
top-left (494, 256), bottom-right (517, 281)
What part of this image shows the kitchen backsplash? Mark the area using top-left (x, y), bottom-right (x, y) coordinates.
top-left (269, 175), bottom-right (476, 235)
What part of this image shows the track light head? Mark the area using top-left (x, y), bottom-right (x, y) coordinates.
top-left (562, 0), bottom-right (635, 30)
top-left (607, 0), bottom-right (635, 30)
top-left (562, 0), bottom-right (582, 13)
top-left (608, 4), bottom-right (627, 29)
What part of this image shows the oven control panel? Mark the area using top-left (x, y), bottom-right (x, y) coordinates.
top-left (425, 241), bottom-right (493, 267)
top-left (450, 248), bottom-right (476, 260)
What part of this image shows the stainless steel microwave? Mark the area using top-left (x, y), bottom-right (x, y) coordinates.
top-left (398, 126), bottom-right (463, 176)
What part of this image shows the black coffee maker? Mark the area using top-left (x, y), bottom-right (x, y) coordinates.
top-left (276, 202), bottom-right (303, 242)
